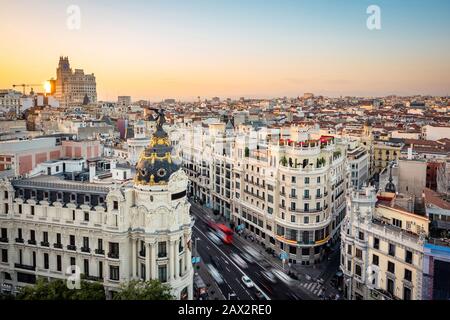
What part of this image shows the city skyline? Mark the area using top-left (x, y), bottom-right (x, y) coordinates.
top-left (1, 0), bottom-right (450, 101)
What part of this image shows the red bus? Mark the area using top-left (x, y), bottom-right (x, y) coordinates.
top-left (208, 222), bottom-right (234, 244)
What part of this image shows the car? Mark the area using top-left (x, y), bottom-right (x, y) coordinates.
top-left (254, 291), bottom-right (266, 300)
top-left (261, 270), bottom-right (277, 283)
top-left (240, 252), bottom-right (256, 264)
top-left (241, 275), bottom-right (254, 288)
top-left (231, 253), bottom-right (248, 269)
top-left (271, 268), bottom-right (293, 285)
top-left (210, 255), bottom-right (222, 270)
top-left (206, 264), bottom-right (224, 284)
top-left (244, 245), bottom-right (263, 260)
top-left (207, 231), bottom-right (222, 245)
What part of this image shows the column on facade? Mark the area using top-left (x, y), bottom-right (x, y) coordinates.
top-left (174, 239), bottom-right (180, 279)
top-left (150, 241), bottom-right (157, 280)
top-left (145, 242), bottom-right (150, 281)
top-left (168, 240), bottom-right (174, 280)
top-left (131, 239), bottom-right (136, 278)
top-left (184, 234), bottom-right (190, 273)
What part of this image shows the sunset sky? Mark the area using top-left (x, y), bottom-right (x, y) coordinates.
top-left (1, 0), bottom-right (449, 101)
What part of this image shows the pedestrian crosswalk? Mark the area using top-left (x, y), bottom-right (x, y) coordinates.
top-left (300, 281), bottom-right (324, 297)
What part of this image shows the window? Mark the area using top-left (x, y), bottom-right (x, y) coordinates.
top-left (355, 265), bottom-right (362, 277)
top-left (84, 212), bottom-right (89, 222)
top-left (388, 243), bottom-right (396, 257)
top-left (268, 195), bottom-right (273, 203)
top-left (158, 242), bottom-right (167, 258)
top-left (373, 237), bottom-right (380, 249)
top-left (99, 261), bottom-right (103, 279)
top-left (304, 216), bottom-right (309, 224)
top-left (84, 259), bottom-right (89, 276)
top-left (30, 230), bottom-right (36, 241)
top-left (158, 265), bottom-right (167, 283)
top-left (109, 242), bottom-right (119, 258)
top-left (347, 245), bottom-right (352, 255)
top-left (1, 249), bottom-right (7, 263)
top-left (291, 176), bottom-right (296, 183)
top-left (1, 228), bottom-right (6, 239)
top-left (305, 177), bottom-right (310, 184)
top-left (392, 218), bottom-right (402, 228)
top-left (317, 177), bottom-right (321, 183)
top-left (44, 253), bottom-right (49, 269)
top-left (4, 203), bottom-right (8, 214)
top-left (404, 269), bottom-right (412, 282)
top-left (403, 287), bottom-right (411, 300)
top-left (387, 279), bottom-right (394, 295)
top-left (70, 257), bottom-right (76, 267)
top-left (83, 237), bottom-right (89, 249)
top-left (291, 215), bottom-right (296, 223)
top-left (56, 233), bottom-right (62, 244)
top-left (31, 206), bottom-right (35, 215)
top-left (72, 210), bottom-right (76, 221)
top-left (109, 266), bottom-right (119, 281)
top-left (267, 207), bottom-right (273, 215)
top-left (113, 201), bottom-right (118, 210)
top-left (18, 228), bottom-right (22, 239)
top-left (405, 250), bottom-right (413, 264)
top-left (57, 255), bottom-right (62, 271)
top-left (372, 254), bottom-right (379, 266)
top-left (347, 260), bottom-right (352, 272)
top-left (358, 232), bottom-right (364, 241)
top-left (18, 204), bottom-right (22, 214)
top-left (70, 235), bottom-right (75, 246)
top-left (290, 202), bottom-right (296, 211)
top-left (356, 248), bottom-right (362, 259)
top-left (388, 261), bottom-right (395, 274)
top-left (98, 239), bottom-right (103, 250)
top-left (304, 203), bottom-right (309, 212)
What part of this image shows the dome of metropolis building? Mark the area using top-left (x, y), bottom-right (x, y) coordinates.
top-left (134, 109), bottom-right (180, 185)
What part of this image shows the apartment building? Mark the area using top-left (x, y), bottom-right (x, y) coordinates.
top-left (340, 186), bottom-right (429, 300)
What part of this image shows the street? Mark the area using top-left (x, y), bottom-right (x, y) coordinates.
top-left (190, 203), bottom-right (336, 300)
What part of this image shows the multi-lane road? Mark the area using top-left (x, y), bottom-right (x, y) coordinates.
top-left (191, 204), bottom-right (312, 300)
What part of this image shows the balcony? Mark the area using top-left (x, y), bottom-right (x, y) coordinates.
top-left (14, 263), bottom-right (35, 271)
top-left (82, 275), bottom-right (103, 282)
top-left (316, 194), bottom-right (323, 199)
top-left (108, 252), bottom-right (119, 259)
top-left (289, 194), bottom-right (297, 199)
top-left (303, 195), bottom-right (311, 200)
top-left (67, 245), bottom-right (77, 251)
top-left (40, 241), bottom-right (50, 247)
top-left (0, 237), bottom-right (9, 243)
top-left (94, 248), bottom-right (105, 255)
top-left (81, 247), bottom-right (91, 253)
top-left (15, 238), bottom-right (24, 244)
top-left (27, 239), bottom-right (37, 245)
top-left (53, 243), bottom-right (63, 249)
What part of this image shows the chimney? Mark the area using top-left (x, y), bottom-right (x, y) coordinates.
top-left (89, 162), bottom-right (96, 183)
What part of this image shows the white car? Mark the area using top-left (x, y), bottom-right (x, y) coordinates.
top-left (271, 268), bottom-right (293, 285)
top-left (244, 246), bottom-right (263, 260)
top-left (231, 253), bottom-right (248, 269)
top-left (241, 252), bottom-right (255, 264)
top-left (241, 275), bottom-right (254, 288)
top-left (207, 264), bottom-right (224, 284)
top-left (261, 270), bottom-right (277, 283)
top-left (207, 231), bottom-right (222, 245)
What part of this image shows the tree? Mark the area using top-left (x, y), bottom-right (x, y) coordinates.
top-left (113, 280), bottom-right (174, 300)
top-left (16, 278), bottom-right (105, 300)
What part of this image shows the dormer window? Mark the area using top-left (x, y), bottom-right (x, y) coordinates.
top-left (31, 190), bottom-right (36, 199)
top-left (70, 193), bottom-right (76, 202)
top-left (57, 192), bottom-right (63, 201)
top-left (84, 195), bottom-right (90, 204)
top-left (43, 191), bottom-right (49, 200)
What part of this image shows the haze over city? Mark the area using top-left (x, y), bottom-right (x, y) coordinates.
top-left (1, 0), bottom-right (450, 101)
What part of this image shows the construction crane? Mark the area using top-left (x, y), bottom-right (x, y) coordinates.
top-left (12, 83), bottom-right (42, 95)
